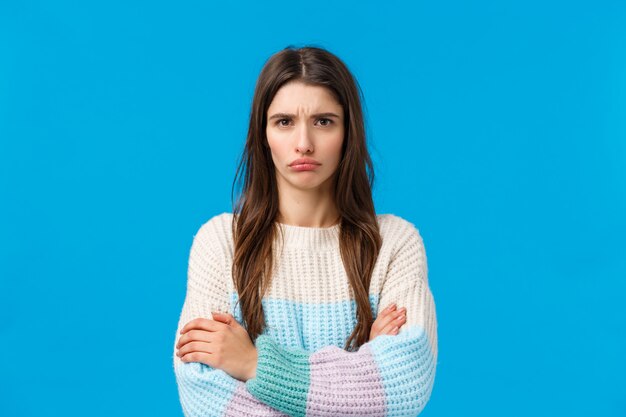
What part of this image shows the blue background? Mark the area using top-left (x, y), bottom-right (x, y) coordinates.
top-left (1, 1), bottom-right (625, 416)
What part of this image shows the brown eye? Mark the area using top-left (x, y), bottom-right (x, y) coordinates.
top-left (317, 118), bottom-right (332, 126)
top-left (277, 118), bottom-right (291, 127)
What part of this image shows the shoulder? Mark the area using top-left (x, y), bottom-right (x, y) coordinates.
top-left (185, 213), bottom-right (234, 294)
top-left (376, 213), bottom-right (425, 249)
top-left (376, 213), bottom-right (429, 282)
top-left (192, 212), bottom-right (234, 250)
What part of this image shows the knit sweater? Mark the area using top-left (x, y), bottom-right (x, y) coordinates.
top-left (172, 212), bottom-right (438, 417)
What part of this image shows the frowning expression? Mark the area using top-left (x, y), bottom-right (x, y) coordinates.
top-left (266, 80), bottom-right (345, 193)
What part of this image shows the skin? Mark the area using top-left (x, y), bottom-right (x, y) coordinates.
top-left (175, 80), bottom-right (407, 381)
top-left (265, 80), bottom-right (345, 228)
top-left (176, 312), bottom-right (258, 382)
top-left (176, 307), bottom-right (407, 382)
top-left (369, 304), bottom-right (407, 339)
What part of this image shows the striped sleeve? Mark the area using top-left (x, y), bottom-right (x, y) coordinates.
top-left (245, 224), bottom-right (438, 417)
top-left (173, 218), bottom-right (289, 417)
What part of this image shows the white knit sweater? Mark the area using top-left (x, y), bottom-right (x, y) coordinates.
top-left (173, 212), bottom-right (438, 416)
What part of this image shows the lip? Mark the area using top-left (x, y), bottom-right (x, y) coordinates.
top-left (289, 158), bottom-right (321, 167)
top-left (290, 163), bottom-right (319, 171)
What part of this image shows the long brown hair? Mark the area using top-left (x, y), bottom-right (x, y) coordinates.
top-left (230, 45), bottom-right (382, 352)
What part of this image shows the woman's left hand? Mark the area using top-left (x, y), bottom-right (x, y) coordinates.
top-left (176, 312), bottom-right (258, 382)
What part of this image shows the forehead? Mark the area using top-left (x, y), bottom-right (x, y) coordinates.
top-left (268, 81), bottom-right (342, 112)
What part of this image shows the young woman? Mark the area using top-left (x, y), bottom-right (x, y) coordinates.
top-left (173, 45), bottom-right (438, 416)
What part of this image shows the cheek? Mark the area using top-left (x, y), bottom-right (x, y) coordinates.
top-left (266, 138), bottom-right (287, 167)
top-left (327, 135), bottom-right (345, 163)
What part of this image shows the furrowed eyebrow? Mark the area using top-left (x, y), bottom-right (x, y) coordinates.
top-left (268, 112), bottom-right (341, 121)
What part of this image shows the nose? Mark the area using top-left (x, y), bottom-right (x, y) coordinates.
top-left (295, 123), bottom-right (313, 154)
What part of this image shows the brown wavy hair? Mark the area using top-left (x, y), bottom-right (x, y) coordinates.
top-left (230, 45), bottom-right (382, 352)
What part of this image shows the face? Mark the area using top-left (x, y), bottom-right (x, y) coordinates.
top-left (265, 81), bottom-right (345, 194)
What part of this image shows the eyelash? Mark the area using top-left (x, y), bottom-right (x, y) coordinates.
top-left (275, 118), bottom-right (333, 127)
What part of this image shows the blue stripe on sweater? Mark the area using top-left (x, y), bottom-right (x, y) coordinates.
top-left (230, 293), bottom-right (380, 351)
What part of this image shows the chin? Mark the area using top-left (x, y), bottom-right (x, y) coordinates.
top-left (277, 170), bottom-right (334, 192)
top-left (290, 181), bottom-right (324, 191)
top-left (286, 176), bottom-right (329, 191)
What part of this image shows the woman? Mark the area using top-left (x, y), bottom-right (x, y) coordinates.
top-left (173, 45), bottom-right (438, 416)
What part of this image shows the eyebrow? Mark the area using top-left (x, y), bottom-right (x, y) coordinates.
top-left (268, 112), bottom-right (341, 121)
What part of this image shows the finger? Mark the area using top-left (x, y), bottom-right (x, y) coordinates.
top-left (380, 310), bottom-right (406, 334)
top-left (177, 341), bottom-right (213, 358)
top-left (180, 317), bottom-right (228, 334)
top-left (371, 305), bottom-right (396, 331)
top-left (211, 312), bottom-right (234, 325)
top-left (374, 307), bottom-right (405, 331)
top-left (176, 329), bottom-right (212, 349)
top-left (180, 351), bottom-right (213, 365)
top-left (378, 304), bottom-right (397, 318)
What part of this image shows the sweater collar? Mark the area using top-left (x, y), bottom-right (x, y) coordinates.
top-left (274, 221), bottom-right (340, 251)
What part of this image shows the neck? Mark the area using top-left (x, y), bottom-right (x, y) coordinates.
top-left (276, 177), bottom-right (340, 228)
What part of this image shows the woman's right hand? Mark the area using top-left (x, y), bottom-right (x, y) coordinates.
top-left (369, 304), bottom-right (407, 340)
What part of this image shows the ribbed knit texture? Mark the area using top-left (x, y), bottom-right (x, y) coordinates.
top-left (173, 212), bottom-right (438, 417)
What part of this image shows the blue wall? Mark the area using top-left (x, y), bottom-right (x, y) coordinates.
top-left (1, 1), bottom-right (624, 416)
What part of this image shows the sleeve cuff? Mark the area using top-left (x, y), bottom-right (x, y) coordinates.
top-left (245, 335), bottom-right (311, 416)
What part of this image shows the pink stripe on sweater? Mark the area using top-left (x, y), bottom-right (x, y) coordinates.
top-left (306, 343), bottom-right (387, 416)
top-left (224, 383), bottom-right (288, 416)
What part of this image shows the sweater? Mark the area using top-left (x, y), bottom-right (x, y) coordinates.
top-left (172, 212), bottom-right (438, 417)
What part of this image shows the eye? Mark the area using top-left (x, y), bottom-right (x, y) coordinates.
top-left (317, 118), bottom-right (333, 127)
top-left (276, 118), bottom-right (291, 127)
